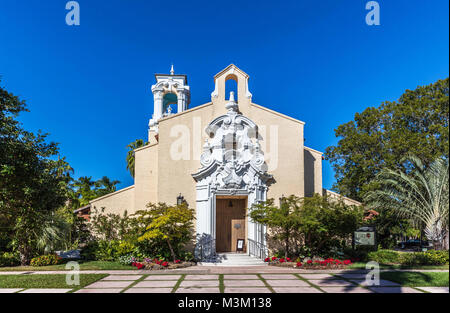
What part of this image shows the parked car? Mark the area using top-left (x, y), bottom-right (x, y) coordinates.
top-left (398, 239), bottom-right (431, 250)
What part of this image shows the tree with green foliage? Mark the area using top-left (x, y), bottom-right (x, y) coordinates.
top-left (250, 194), bottom-right (364, 258)
top-left (1, 80), bottom-right (73, 264)
top-left (249, 195), bottom-right (303, 259)
top-left (68, 176), bottom-right (120, 209)
top-left (325, 78), bottom-right (449, 202)
top-left (95, 176), bottom-right (120, 196)
top-left (365, 155), bottom-right (449, 250)
top-left (126, 139), bottom-right (148, 178)
top-left (136, 203), bottom-right (195, 262)
top-left (299, 194), bottom-right (364, 256)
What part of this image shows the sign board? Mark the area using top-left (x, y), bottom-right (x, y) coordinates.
top-left (354, 226), bottom-right (376, 246)
top-left (236, 239), bottom-right (245, 252)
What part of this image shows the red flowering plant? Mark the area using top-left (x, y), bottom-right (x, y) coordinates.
top-left (135, 256), bottom-right (196, 270)
top-left (266, 255), bottom-right (353, 270)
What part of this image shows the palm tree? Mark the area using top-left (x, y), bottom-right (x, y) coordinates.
top-left (96, 176), bottom-right (120, 196)
top-left (126, 139), bottom-right (148, 178)
top-left (364, 155), bottom-right (449, 250)
top-left (72, 176), bottom-right (96, 207)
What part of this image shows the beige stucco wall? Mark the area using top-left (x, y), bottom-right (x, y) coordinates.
top-left (90, 185), bottom-right (135, 216)
top-left (323, 189), bottom-right (362, 206)
top-left (134, 143), bottom-right (159, 210)
top-left (249, 103), bottom-right (305, 201)
top-left (304, 146), bottom-right (323, 197)
top-left (156, 103), bottom-right (214, 209)
top-left (88, 65), bottom-right (347, 219)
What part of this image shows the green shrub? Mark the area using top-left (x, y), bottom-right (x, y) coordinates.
top-left (80, 241), bottom-right (100, 260)
top-left (423, 250), bottom-right (449, 265)
top-left (30, 254), bottom-right (62, 267)
top-left (367, 249), bottom-right (449, 266)
top-left (81, 240), bottom-right (136, 261)
top-left (367, 249), bottom-right (402, 264)
top-left (117, 254), bottom-right (137, 265)
top-left (0, 252), bottom-right (20, 267)
top-left (401, 250), bottom-right (449, 266)
top-left (116, 241), bottom-right (135, 257)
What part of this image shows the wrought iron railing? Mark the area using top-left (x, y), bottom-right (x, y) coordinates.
top-left (197, 238), bottom-right (216, 262)
top-left (248, 238), bottom-right (268, 260)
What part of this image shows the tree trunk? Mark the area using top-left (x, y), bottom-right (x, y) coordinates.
top-left (284, 231), bottom-right (289, 259)
top-left (19, 245), bottom-right (32, 266)
top-left (166, 239), bottom-right (176, 262)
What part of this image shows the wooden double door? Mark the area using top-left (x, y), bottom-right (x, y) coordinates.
top-left (216, 198), bottom-right (246, 253)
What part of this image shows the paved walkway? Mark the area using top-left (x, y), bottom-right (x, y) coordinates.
top-left (0, 269), bottom-right (448, 293)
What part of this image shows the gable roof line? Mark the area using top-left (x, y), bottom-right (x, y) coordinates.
top-left (158, 102), bottom-right (213, 123)
top-left (213, 64), bottom-right (249, 80)
top-left (134, 142), bottom-right (158, 153)
top-left (304, 146), bottom-right (323, 155)
top-left (90, 185), bottom-right (135, 204)
top-left (251, 103), bottom-right (306, 125)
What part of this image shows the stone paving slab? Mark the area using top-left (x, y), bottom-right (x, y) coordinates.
top-left (102, 275), bottom-right (142, 281)
top-left (176, 287), bottom-right (220, 293)
top-left (185, 275), bottom-right (219, 280)
top-left (321, 286), bottom-right (375, 293)
top-left (180, 280), bottom-right (219, 287)
top-left (85, 281), bottom-right (134, 288)
top-left (224, 287), bottom-right (272, 293)
top-left (223, 275), bottom-right (259, 280)
top-left (368, 286), bottom-right (423, 293)
top-left (299, 274), bottom-right (336, 280)
top-left (260, 274), bottom-right (298, 280)
top-left (19, 288), bottom-right (72, 293)
top-left (416, 287), bottom-right (449, 293)
top-left (134, 280), bottom-right (177, 288)
top-left (224, 280), bottom-right (266, 287)
top-left (350, 279), bottom-right (400, 287)
top-left (273, 287), bottom-right (322, 293)
top-left (124, 288), bottom-right (173, 293)
top-left (265, 279), bottom-right (310, 287)
top-left (310, 279), bottom-right (357, 287)
top-left (75, 288), bottom-right (123, 293)
top-left (0, 288), bottom-right (23, 293)
top-left (144, 275), bottom-right (181, 280)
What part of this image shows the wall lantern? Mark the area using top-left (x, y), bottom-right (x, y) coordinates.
top-left (177, 193), bottom-right (185, 206)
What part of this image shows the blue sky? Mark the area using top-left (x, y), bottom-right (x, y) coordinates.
top-left (0, 0), bottom-right (448, 191)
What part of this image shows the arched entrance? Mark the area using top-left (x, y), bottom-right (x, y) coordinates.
top-left (192, 92), bottom-right (272, 260)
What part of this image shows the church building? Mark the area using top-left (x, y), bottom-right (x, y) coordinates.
top-left (80, 64), bottom-right (359, 260)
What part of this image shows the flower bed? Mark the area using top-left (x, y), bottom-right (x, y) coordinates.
top-left (265, 257), bottom-right (353, 269)
top-left (131, 258), bottom-right (195, 270)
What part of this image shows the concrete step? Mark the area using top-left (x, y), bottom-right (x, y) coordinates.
top-left (198, 253), bottom-right (268, 267)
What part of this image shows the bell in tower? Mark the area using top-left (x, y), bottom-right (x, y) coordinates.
top-left (148, 65), bottom-right (190, 141)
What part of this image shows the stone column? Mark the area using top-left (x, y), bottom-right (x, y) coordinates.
top-left (177, 90), bottom-right (187, 113)
top-left (153, 90), bottom-right (163, 120)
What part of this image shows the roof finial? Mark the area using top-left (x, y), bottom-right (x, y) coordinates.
top-left (170, 64), bottom-right (174, 75)
top-left (229, 91), bottom-right (235, 102)
top-left (225, 91), bottom-right (238, 112)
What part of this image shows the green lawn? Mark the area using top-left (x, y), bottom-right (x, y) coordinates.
top-left (0, 274), bottom-right (108, 289)
top-left (380, 271), bottom-right (449, 287)
top-left (348, 262), bottom-right (449, 270)
top-left (0, 261), bottom-right (135, 272)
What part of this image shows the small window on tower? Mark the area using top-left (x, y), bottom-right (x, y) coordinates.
top-left (163, 93), bottom-right (178, 114)
top-left (225, 74), bottom-right (238, 101)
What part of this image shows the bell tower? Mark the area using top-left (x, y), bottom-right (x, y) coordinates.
top-left (148, 65), bottom-right (190, 142)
